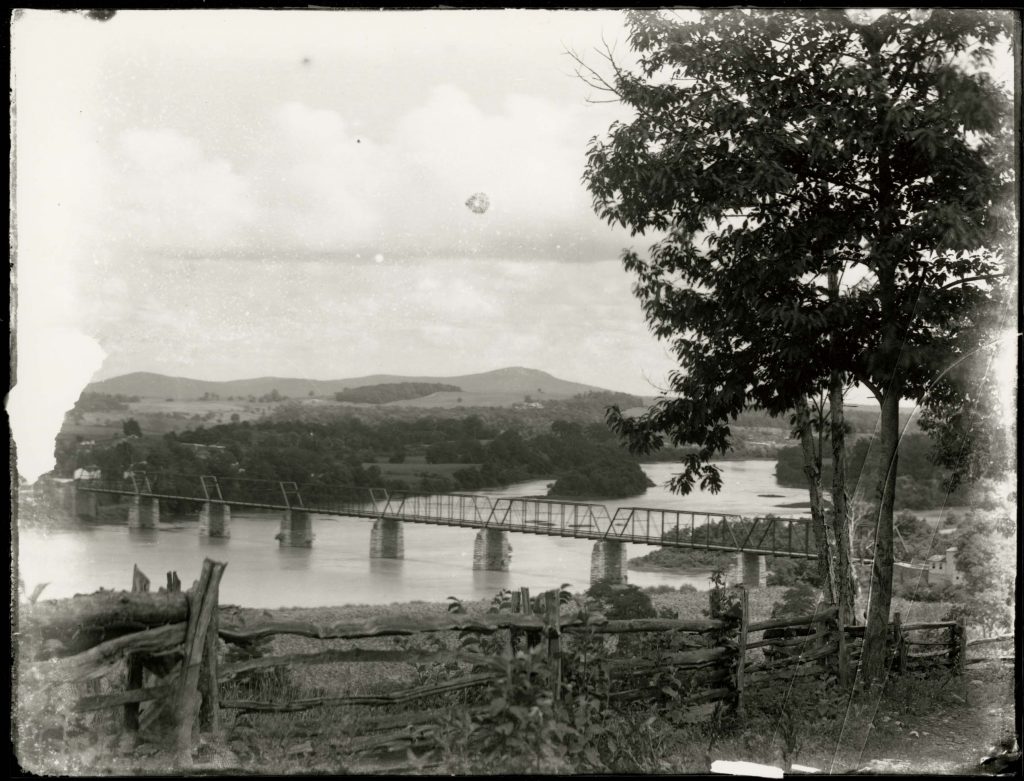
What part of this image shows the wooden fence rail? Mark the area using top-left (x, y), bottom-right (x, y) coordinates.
top-left (20, 565), bottom-right (991, 765)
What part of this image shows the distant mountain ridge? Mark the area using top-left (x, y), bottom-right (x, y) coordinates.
top-left (85, 367), bottom-right (620, 401)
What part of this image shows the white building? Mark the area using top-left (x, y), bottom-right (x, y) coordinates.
top-left (926, 546), bottom-right (963, 587)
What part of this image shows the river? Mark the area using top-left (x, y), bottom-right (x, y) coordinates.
top-left (17, 460), bottom-right (811, 608)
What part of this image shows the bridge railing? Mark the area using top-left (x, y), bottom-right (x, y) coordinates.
top-left (75, 471), bottom-right (820, 557)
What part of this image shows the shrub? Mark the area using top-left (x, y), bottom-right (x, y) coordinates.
top-left (770, 583), bottom-right (825, 620)
top-left (585, 582), bottom-right (656, 620)
top-left (766, 557), bottom-right (821, 588)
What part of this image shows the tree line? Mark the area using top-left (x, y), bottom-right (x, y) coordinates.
top-left (57, 414), bottom-right (654, 504)
top-left (774, 433), bottom-right (971, 510)
top-left (333, 382), bottom-right (462, 405)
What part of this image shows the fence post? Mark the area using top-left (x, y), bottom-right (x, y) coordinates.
top-left (173, 559), bottom-right (227, 765)
top-left (198, 571), bottom-right (221, 735)
top-left (545, 591), bottom-right (562, 701)
top-left (509, 590), bottom-right (522, 656)
top-left (892, 612), bottom-right (905, 674)
top-left (836, 604), bottom-right (850, 689)
top-left (734, 587), bottom-right (748, 716)
top-left (953, 618), bottom-right (967, 675)
top-left (124, 565), bottom-right (151, 731)
top-left (521, 587), bottom-right (541, 652)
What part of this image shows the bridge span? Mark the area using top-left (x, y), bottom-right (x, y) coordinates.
top-left (70, 472), bottom-right (819, 587)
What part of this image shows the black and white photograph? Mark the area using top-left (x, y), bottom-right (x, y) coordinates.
top-left (10, 7), bottom-right (1019, 776)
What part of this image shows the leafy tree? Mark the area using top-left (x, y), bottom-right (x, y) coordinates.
top-left (582, 8), bottom-right (1014, 682)
top-left (122, 418), bottom-right (142, 437)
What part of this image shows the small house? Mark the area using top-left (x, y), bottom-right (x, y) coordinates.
top-left (926, 547), bottom-right (963, 587)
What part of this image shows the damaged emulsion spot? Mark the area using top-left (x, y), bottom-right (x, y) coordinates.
top-left (465, 192), bottom-right (490, 214)
top-left (58, 9), bottom-right (117, 22)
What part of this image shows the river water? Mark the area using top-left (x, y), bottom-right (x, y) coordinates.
top-left (17, 460), bottom-right (810, 608)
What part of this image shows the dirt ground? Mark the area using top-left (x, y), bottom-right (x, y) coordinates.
top-left (776, 660), bottom-right (1019, 775)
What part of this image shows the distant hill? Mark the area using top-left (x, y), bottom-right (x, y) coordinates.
top-left (85, 367), bottom-right (617, 402)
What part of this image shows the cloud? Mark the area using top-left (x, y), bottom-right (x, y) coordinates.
top-left (94, 85), bottom-right (630, 262)
top-left (103, 127), bottom-right (258, 254)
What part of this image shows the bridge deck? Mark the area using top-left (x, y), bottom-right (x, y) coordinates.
top-left (77, 476), bottom-right (819, 559)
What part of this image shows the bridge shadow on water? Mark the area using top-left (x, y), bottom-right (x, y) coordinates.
top-left (126, 528), bottom-right (160, 545)
top-left (276, 545), bottom-right (313, 570)
top-left (368, 558), bottom-right (404, 577)
top-left (198, 535), bottom-right (231, 554)
top-left (471, 568), bottom-right (512, 596)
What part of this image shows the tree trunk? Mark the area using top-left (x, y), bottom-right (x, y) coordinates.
top-left (794, 397), bottom-right (837, 603)
top-left (829, 375), bottom-right (858, 627)
top-left (826, 266), bottom-right (858, 626)
top-left (860, 390), bottom-right (900, 684)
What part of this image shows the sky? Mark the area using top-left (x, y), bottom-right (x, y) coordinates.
top-left (10, 10), bottom-right (678, 390)
top-left (10, 9), bottom-right (686, 480)
top-left (9, 9), bottom-right (1018, 482)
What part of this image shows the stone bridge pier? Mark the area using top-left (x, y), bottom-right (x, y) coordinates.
top-left (735, 551), bottom-right (768, 588)
top-left (128, 496), bottom-right (160, 529)
top-left (277, 509), bottom-right (314, 547)
top-left (71, 487), bottom-right (97, 521)
top-left (590, 540), bottom-right (628, 585)
top-left (473, 529), bottom-right (512, 571)
top-left (199, 502), bottom-right (231, 538)
top-left (370, 518), bottom-right (404, 559)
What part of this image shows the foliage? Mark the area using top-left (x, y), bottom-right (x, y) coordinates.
top-left (917, 287), bottom-right (1016, 494)
top-left (943, 592), bottom-right (1012, 638)
top-left (630, 515), bottom-right (813, 572)
top-left (121, 418), bottom-right (142, 438)
top-left (766, 557), bottom-right (821, 588)
top-left (584, 7), bottom-right (1014, 681)
top-left (770, 583), bottom-right (825, 620)
top-left (71, 392), bottom-right (138, 413)
top-left (585, 582), bottom-right (656, 621)
top-left (776, 434), bottom-right (970, 509)
top-left (894, 578), bottom-right (961, 603)
top-left (54, 413), bottom-right (653, 503)
top-left (333, 382), bottom-right (462, 405)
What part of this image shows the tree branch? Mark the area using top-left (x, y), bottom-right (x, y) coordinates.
top-left (939, 273), bottom-right (1009, 291)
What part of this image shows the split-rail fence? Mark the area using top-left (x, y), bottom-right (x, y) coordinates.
top-left (19, 558), bottom-right (983, 766)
